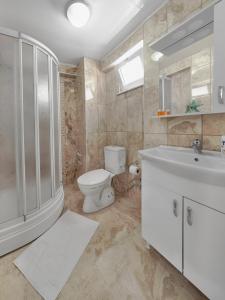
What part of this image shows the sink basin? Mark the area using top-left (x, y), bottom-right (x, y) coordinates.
top-left (139, 146), bottom-right (225, 187)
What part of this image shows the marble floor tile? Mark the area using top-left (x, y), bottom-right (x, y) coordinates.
top-left (0, 184), bottom-right (208, 300)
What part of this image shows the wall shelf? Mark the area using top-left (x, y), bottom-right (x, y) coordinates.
top-left (151, 111), bottom-right (222, 118)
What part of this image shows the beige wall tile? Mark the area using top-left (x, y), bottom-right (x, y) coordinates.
top-left (168, 116), bottom-right (202, 134)
top-left (98, 104), bottom-right (107, 133)
top-left (144, 6), bottom-right (167, 44)
top-left (201, 0), bottom-right (215, 8)
top-left (107, 98), bottom-right (127, 132)
top-left (167, 0), bottom-right (202, 29)
top-left (98, 133), bottom-right (108, 167)
top-left (128, 147), bottom-right (141, 165)
top-left (203, 114), bottom-right (225, 136)
top-left (127, 88), bottom-right (143, 133)
top-left (107, 132), bottom-right (128, 148)
top-left (86, 101), bottom-right (99, 133)
top-left (168, 134), bottom-right (201, 147)
top-left (145, 118), bottom-right (168, 134)
top-left (144, 133), bottom-right (167, 148)
top-left (128, 132), bottom-right (143, 146)
top-left (203, 135), bottom-right (221, 151)
top-left (86, 133), bottom-right (100, 171)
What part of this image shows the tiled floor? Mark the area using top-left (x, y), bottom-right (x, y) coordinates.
top-left (0, 185), bottom-right (207, 300)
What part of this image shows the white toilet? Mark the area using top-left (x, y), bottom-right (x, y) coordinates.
top-left (77, 146), bottom-right (126, 213)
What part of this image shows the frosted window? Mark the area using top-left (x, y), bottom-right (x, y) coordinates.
top-left (37, 50), bottom-right (52, 204)
top-left (118, 56), bottom-right (144, 87)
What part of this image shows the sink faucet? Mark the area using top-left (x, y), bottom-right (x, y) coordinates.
top-left (192, 138), bottom-right (202, 154)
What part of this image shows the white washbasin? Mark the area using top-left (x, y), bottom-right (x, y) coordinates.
top-left (139, 146), bottom-right (225, 187)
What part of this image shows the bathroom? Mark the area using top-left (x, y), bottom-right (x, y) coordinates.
top-left (0, 0), bottom-right (225, 299)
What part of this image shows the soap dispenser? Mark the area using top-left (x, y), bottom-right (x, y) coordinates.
top-left (221, 136), bottom-right (225, 154)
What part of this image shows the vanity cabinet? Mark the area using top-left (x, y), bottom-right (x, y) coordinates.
top-left (184, 198), bottom-right (225, 300)
top-left (213, 0), bottom-right (225, 112)
top-left (142, 179), bottom-right (183, 272)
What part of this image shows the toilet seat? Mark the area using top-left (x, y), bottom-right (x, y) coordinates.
top-left (77, 169), bottom-right (112, 187)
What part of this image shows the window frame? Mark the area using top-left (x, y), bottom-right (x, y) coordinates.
top-left (116, 48), bottom-right (144, 94)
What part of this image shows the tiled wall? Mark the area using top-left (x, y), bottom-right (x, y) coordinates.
top-left (60, 65), bottom-right (86, 185)
top-left (103, 28), bottom-right (144, 166)
top-left (83, 57), bottom-right (108, 171)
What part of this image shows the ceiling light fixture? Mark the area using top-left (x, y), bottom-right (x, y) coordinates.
top-left (67, 1), bottom-right (90, 28)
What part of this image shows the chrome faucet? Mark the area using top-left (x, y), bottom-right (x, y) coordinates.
top-left (192, 138), bottom-right (202, 154)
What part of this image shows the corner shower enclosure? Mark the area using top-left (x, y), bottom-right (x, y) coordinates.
top-left (0, 27), bottom-right (64, 256)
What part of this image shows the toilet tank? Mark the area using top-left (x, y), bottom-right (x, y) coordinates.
top-left (104, 146), bottom-right (126, 175)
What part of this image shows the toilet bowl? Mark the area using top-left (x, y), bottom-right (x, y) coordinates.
top-left (77, 169), bottom-right (115, 213)
top-left (77, 146), bottom-right (126, 213)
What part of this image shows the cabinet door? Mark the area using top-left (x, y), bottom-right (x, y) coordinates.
top-left (142, 180), bottom-right (183, 271)
top-left (184, 198), bottom-right (225, 300)
top-left (213, 0), bottom-right (225, 112)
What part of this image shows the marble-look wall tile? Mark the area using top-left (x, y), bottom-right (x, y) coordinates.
top-left (144, 6), bottom-right (167, 45)
top-left (168, 134), bottom-right (201, 147)
top-left (98, 133), bottom-right (108, 168)
top-left (203, 114), bottom-right (225, 136)
top-left (98, 104), bottom-right (107, 133)
top-left (107, 97), bottom-right (127, 132)
top-left (203, 135), bottom-right (221, 151)
top-left (85, 101), bottom-right (99, 133)
top-left (127, 87), bottom-right (143, 133)
top-left (145, 118), bottom-right (168, 134)
top-left (201, 0), bottom-right (215, 8)
top-left (83, 57), bottom-right (108, 171)
top-left (127, 132), bottom-right (143, 164)
top-left (86, 133), bottom-right (99, 171)
top-left (168, 116), bottom-right (202, 134)
top-left (144, 133), bottom-right (167, 148)
top-left (107, 132), bottom-right (128, 148)
top-left (167, 0), bottom-right (202, 29)
top-left (60, 63), bottom-right (86, 184)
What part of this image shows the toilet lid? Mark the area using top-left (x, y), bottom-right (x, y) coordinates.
top-left (77, 169), bottom-right (111, 186)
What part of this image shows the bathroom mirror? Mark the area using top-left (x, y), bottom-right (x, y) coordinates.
top-left (149, 3), bottom-right (215, 117)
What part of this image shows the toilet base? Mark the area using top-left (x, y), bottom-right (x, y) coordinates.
top-left (83, 187), bottom-right (115, 213)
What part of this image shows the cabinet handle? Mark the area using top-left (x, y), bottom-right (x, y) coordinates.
top-left (173, 200), bottom-right (178, 217)
top-left (187, 207), bottom-right (193, 226)
top-left (218, 86), bottom-right (225, 104)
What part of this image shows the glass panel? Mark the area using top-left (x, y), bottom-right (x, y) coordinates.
top-left (52, 61), bottom-right (60, 191)
top-left (37, 49), bottom-right (51, 204)
top-left (0, 34), bottom-right (22, 223)
top-left (22, 43), bottom-right (37, 212)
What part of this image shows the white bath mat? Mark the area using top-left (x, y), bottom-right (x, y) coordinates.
top-left (14, 210), bottom-right (99, 300)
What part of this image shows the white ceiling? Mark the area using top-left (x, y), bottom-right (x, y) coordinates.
top-left (0, 0), bottom-right (166, 64)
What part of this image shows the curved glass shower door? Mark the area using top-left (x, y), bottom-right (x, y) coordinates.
top-left (0, 34), bottom-right (23, 224)
top-left (0, 27), bottom-right (63, 256)
top-left (22, 42), bottom-right (38, 214)
top-left (37, 49), bottom-right (52, 205)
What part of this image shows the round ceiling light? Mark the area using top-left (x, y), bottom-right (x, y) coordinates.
top-left (67, 1), bottom-right (90, 28)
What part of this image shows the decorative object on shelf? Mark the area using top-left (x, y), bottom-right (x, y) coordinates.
top-left (185, 99), bottom-right (203, 113)
top-left (157, 110), bottom-right (170, 116)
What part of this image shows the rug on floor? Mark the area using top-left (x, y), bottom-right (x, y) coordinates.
top-left (14, 210), bottom-right (99, 300)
